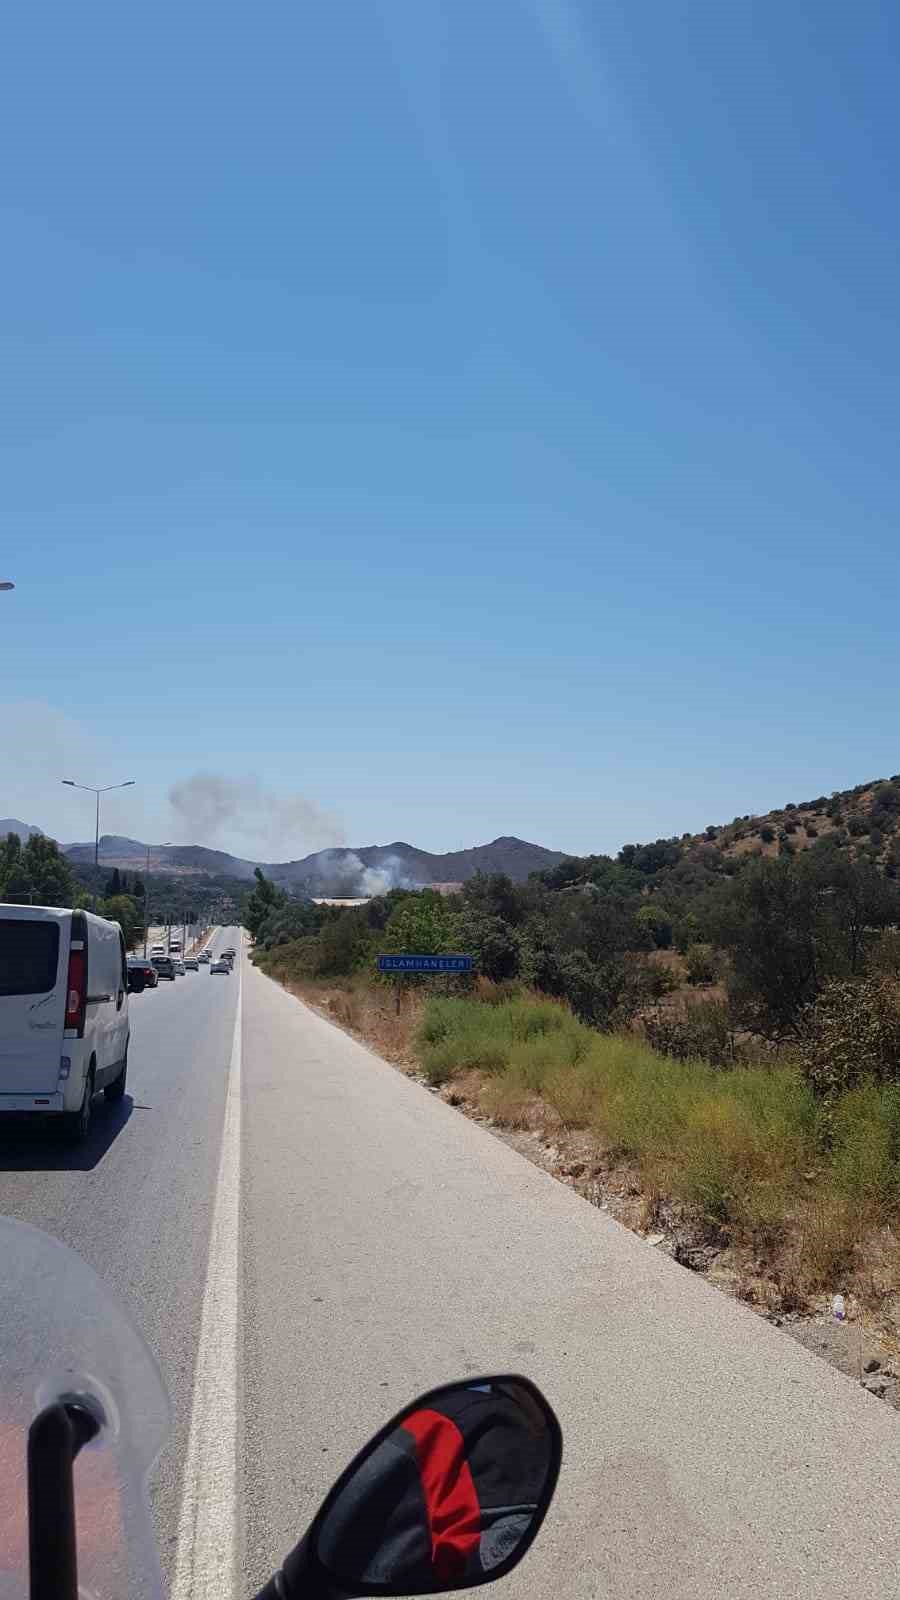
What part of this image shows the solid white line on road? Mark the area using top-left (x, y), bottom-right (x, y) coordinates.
top-left (171, 946), bottom-right (242, 1600)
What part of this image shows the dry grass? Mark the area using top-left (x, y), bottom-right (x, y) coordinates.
top-left (276, 974), bottom-right (425, 1065)
top-left (414, 993), bottom-right (900, 1315)
top-left (479, 1074), bottom-right (538, 1129)
top-left (542, 1063), bottom-right (599, 1128)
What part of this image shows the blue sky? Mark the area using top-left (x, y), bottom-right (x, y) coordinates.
top-left (3, 1), bottom-right (900, 861)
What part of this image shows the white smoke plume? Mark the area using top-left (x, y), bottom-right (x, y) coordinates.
top-left (311, 850), bottom-right (422, 896)
top-left (168, 773), bottom-right (345, 859)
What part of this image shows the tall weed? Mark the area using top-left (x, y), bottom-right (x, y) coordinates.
top-left (416, 993), bottom-right (900, 1254)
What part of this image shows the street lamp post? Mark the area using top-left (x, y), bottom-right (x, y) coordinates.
top-left (143, 843), bottom-right (151, 957)
top-left (61, 779), bottom-right (135, 906)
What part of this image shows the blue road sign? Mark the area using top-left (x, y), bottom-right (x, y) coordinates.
top-left (378, 954), bottom-right (475, 974)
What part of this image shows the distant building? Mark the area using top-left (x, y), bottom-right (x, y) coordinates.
top-left (312, 897), bottom-right (371, 908)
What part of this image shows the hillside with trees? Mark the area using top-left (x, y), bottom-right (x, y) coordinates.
top-left (676, 774), bottom-right (900, 874)
top-left (248, 783), bottom-right (900, 1325)
top-left (0, 828), bottom-right (246, 950)
top-left (247, 769), bottom-right (900, 1088)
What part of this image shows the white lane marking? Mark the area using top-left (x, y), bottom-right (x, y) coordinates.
top-left (172, 940), bottom-right (242, 1600)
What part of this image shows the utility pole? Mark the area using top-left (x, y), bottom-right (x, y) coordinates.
top-left (143, 843), bottom-right (151, 957)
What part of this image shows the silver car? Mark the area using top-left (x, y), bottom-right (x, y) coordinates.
top-left (210, 959), bottom-right (230, 975)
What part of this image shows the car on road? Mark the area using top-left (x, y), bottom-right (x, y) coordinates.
top-left (210, 959), bottom-right (230, 975)
top-left (197, 950), bottom-right (211, 963)
top-left (184, 956), bottom-right (199, 971)
top-left (171, 958), bottom-right (186, 976)
top-left (150, 944), bottom-right (165, 957)
top-left (151, 955), bottom-right (176, 981)
top-left (169, 941), bottom-right (182, 955)
top-left (127, 956), bottom-right (158, 990)
top-left (0, 904), bottom-right (130, 1139)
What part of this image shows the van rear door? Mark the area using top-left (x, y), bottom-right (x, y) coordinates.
top-left (0, 910), bottom-right (68, 1093)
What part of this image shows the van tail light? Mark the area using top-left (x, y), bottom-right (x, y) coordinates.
top-left (65, 947), bottom-right (87, 1035)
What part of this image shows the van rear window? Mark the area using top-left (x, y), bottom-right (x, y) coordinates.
top-left (0, 921), bottom-right (61, 996)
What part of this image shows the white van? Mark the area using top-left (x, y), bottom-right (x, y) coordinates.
top-left (0, 905), bottom-right (130, 1141)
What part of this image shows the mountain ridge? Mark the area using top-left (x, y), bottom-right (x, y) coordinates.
top-left (3, 822), bottom-right (566, 890)
top-left (0, 819), bottom-right (44, 842)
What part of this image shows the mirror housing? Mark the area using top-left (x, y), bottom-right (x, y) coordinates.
top-left (277, 1375), bottom-right (561, 1600)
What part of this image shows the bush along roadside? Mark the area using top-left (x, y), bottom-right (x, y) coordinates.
top-left (253, 934), bottom-right (900, 1395)
top-left (415, 992), bottom-right (900, 1332)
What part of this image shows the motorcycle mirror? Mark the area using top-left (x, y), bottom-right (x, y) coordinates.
top-left (278, 1375), bottom-right (561, 1598)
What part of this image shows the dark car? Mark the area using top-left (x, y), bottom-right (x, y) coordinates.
top-left (151, 955), bottom-right (176, 981)
top-left (127, 956), bottom-right (159, 992)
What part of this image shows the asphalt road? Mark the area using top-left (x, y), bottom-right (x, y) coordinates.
top-left (0, 925), bottom-right (241, 1580)
top-left (4, 934), bottom-right (900, 1600)
top-left (240, 959), bottom-right (900, 1600)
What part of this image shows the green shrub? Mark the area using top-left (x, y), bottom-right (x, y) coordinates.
top-left (644, 998), bottom-right (733, 1066)
top-left (631, 959), bottom-right (677, 1001)
top-left (847, 814), bottom-right (868, 837)
top-left (507, 1027), bottom-right (586, 1090)
top-left (416, 994), bottom-right (577, 1080)
top-left (420, 1040), bottom-right (462, 1086)
top-left (800, 977), bottom-right (900, 1098)
top-left (416, 995), bottom-right (819, 1237)
top-left (417, 998), bottom-right (459, 1046)
top-left (760, 825), bottom-right (776, 843)
top-left (685, 942), bottom-right (717, 985)
top-left (829, 1082), bottom-right (900, 1216)
top-left (635, 903), bottom-right (673, 949)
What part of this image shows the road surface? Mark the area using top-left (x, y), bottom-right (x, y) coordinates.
top-left (0, 925), bottom-right (240, 1579)
top-left (2, 931), bottom-right (900, 1599)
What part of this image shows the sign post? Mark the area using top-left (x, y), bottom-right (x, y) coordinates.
top-left (378, 954), bottom-right (475, 1014)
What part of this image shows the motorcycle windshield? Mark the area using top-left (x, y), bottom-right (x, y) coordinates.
top-left (0, 1217), bottom-right (170, 1600)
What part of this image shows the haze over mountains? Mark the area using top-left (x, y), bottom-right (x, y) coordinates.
top-left (0, 820), bottom-right (565, 894)
top-left (0, 820), bottom-right (44, 842)
top-left (9, 770), bottom-right (900, 896)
